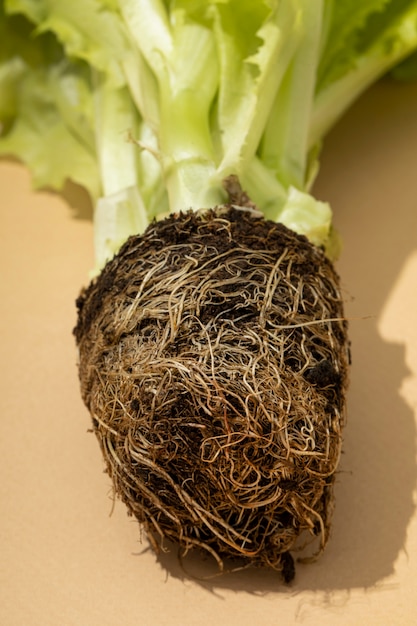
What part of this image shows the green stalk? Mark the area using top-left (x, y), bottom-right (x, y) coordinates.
top-left (92, 75), bottom-right (149, 269)
top-left (260, 0), bottom-right (325, 192)
top-left (156, 26), bottom-right (224, 212)
top-left (213, 0), bottom-right (300, 182)
top-left (310, 3), bottom-right (417, 147)
top-left (121, 0), bottom-right (224, 212)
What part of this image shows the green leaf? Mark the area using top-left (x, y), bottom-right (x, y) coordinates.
top-left (7, 0), bottom-right (132, 87)
top-left (318, 0), bottom-right (391, 89)
top-left (0, 7), bottom-right (100, 196)
top-left (311, 0), bottom-right (417, 146)
top-left (0, 64), bottom-right (100, 196)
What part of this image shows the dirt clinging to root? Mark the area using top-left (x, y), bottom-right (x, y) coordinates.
top-left (74, 206), bottom-right (349, 583)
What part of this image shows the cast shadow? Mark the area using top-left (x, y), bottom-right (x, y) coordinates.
top-left (306, 77), bottom-right (417, 591)
top-left (143, 79), bottom-right (417, 596)
top-left (60, 179), bottom-right (93, 221)
top-left (0, 155), bottom-right (93, 220)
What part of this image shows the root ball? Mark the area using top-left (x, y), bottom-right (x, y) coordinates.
top-left (74, 206), bottom-right (349, 582)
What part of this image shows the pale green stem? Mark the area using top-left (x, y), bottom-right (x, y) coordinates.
top-left (214, 0), bottom-right (300, 180)
top-left (260, 0), bottom-right (324, 190)
top-left (92, 73), bottom-right (149, 269)
top-left (158, 85), bottom-right (225, 212)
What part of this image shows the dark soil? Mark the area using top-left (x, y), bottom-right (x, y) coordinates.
top-left (74, 205), bottom-right (349, 582)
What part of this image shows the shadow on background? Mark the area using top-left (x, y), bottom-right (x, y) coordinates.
top-left (0, 155), bottom-right (94, 221)
top-left (309, 77), bottom-right (417, 591)
top-left (61, 179), bottom-right (94, 221)
top-left (141, 79), bottom-right (417, 596)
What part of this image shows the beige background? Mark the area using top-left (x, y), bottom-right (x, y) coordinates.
top-left (1, 78), bottom-right (417, 625)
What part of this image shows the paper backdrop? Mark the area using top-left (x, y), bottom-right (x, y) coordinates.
top-left (1, 78), bottom-right (417, 625)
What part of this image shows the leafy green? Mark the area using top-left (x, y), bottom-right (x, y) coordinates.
top-left (0, 8), bottom-right (100, 194)
top-left (311, 0), bottom-right (417, 145)
top-left (317, 0), bottom-right (392, 90)
top-left (1, 0), bottom-right (417, 270)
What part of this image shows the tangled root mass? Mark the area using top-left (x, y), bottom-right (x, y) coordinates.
top-left (74, 206), bottom-right (349, 583)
